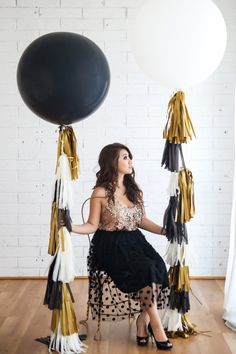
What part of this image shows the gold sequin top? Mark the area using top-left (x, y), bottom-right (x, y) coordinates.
top-left (98, 195), bottom-right (144, 231)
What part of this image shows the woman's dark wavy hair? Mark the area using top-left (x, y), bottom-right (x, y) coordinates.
top-left (94, 143), bottom-right (143, 205)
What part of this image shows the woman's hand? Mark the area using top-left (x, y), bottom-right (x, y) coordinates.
top-left (160, 227), bottom-right (167, 236)
top-left (140, 216), bottom-right (167, 236)
top-left (61, 188), bottom-right (104, 235)
top-left (60, 219), bottom-right (65, 227)
top-left (58, 209), bottom-right (72, 233)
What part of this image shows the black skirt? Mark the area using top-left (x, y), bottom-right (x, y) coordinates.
top-left (87, 228), bottom-right (170, 322)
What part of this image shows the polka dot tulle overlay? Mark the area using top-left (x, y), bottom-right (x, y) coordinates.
top-left (88, 272), bottom-right (170, 322)
top-left (87, 227), bottom-right (170, 322)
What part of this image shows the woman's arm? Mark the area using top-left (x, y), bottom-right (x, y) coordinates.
top-left (139, 206), bottom-right (166, 236)
top-left (71, 187), bottom-right (105, 235)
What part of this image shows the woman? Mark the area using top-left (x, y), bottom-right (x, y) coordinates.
top-left (70, 143), bottom-right (172, 350)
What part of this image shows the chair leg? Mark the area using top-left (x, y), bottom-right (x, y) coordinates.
top-left (79, 276), bottom-right (90, 334)
top-left (94, 321), bottom-right (102, 341)
top-left (94, 275), bottom-right (103, 340)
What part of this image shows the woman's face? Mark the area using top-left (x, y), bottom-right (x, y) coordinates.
top-left (117, 149), bottom-right (133, 175)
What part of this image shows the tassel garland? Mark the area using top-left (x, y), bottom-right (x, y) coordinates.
top-left (161, 91), bottom-right (199, 338)
top-left (49, 284), bottom-right (86, 354)
top-left (39, 125), bottom-right (86, 354)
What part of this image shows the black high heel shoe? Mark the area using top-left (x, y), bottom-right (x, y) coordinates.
top-left (148, 323), bottom-right (173, 350)
top-left (136, 314), bottom-right (149, 346)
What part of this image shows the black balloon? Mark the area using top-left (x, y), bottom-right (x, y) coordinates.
top-left (17, 32), bottom-right (110, 125)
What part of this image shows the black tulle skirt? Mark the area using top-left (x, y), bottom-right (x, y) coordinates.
top-left (87, 228), bottom-right (170, 322)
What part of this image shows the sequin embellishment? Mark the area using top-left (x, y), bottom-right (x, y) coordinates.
top-left (98, 197), bottom-right (143, 231)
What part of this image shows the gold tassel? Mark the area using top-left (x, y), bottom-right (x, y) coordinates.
top-left (166, 314), bottom-right (211, 338)
top-left (166, 264), bottom-right (211, 339)
top-left (168, 264), bottom-right (190, 292)
top-left (166, 315), bottom-right (198, 338)
top-left (166, 331), bottom-right (190, 339)
top-left (163, 91), bottom-right (196, 144)
top-left (181, 314), bottom-right (198, 335)
top-left (57, 126), bottom-right (80, 180)
top-left (182, 314), bottom-right (211, 337)
top-left (60, 227), bottom-right (65, 252)
top-left (51, 284), bottom-right (79, 336)
top-left (48, 202), bottom-right (58, 256)
top-left (178, 168), bottom-right (195, 223)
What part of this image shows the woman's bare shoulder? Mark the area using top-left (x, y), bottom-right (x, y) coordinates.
top-left (91, 186), bottom-right (106, 199)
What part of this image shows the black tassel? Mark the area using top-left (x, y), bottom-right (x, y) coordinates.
top-left (53, 180), bottom-right (58, 203)
top-left (66, 283), bottom-right (75, 303)
top-left (175, 222), bottom-right (188, 244)
top-left (43, 255), bottom-right (74, 310)
top-left (163, 196), bottom-right (188, 244)
top-left (56, 179), bottom-right (62, 206)
top-left (161, 140), bottom-right (180, 172)
top-left (163, 196), bottom-right (178, 240)
top-left (168, 288), bottom-right (190, 314)
top-left (43, 256), bottom-right (62, 310)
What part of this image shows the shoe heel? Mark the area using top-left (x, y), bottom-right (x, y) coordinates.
top-left (136, 315), bottom-right (149, 347)
top-left (148, 323), bottom-right (173, 350)
top-left (148, 325), bottom-right (155, 345)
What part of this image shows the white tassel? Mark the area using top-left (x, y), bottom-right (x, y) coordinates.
top-left (52, 228), bottom-right (76, 283)
top-left (165, 241), bottom-right (179, 266)
top-left (54, 153), bottom-right (73, 209)
top-left (49, 324), bottom-right (87, 354)
top-left (165, 240), bottom-right (189, 267)
top-left (165, 241), bottom-right (182, 266)
top-left (167, 172), bottom-right (179, 196)
top-left (162, 308), bottom-right (183, 332)
top-left (59, 228), bottom-right (75, 282)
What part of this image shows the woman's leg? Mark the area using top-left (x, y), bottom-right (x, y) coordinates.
top-left (136, 309), bottom-right (150, 337)
top-left (145, 305), bottom-right (168, 341)
top-left (139, 285), bottom-right (168, 341)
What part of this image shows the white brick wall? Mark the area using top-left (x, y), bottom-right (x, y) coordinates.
top-left (0, 0), bottom-right (235, 277)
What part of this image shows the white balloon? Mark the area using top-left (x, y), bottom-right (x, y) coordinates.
top-left (130, 0), bottom-right (227, 89)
